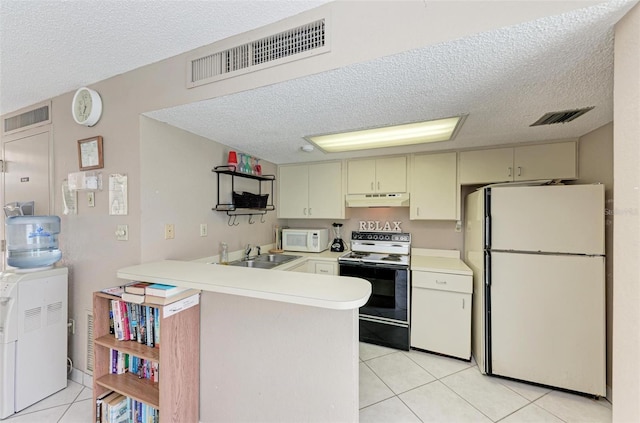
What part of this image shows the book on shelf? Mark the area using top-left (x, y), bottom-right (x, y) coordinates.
top-left (122, 292), bottom-right (145, 304)
top-left (124, 281), bottom-right (151, 295)
top-left (145, 283), bottom-right (190, 298)
top-left (144, 288), bottom-right (201, 305)
top-left (100, 285), bottom-right (125, 297)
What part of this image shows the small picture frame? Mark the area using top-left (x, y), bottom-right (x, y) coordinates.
top-left (78, 136), bottom-right (104, 171)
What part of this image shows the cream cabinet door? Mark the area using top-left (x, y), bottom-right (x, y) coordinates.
top-left (514, 141), bottom-right (577, 181)
top-left (308, 161), bottom-right (344, 219)
top-left (410, 153), bottom-right (458, 220)
top-left (309, 260), bottom-right (338, 275)
top-left (412, 287), bottom-right (472, 359)
top-left (375, 156), bottom-right (407, 193)
top-left (278, 164), bottom-right (309, 218)
top-left (347, 159), bottom-right (376, 194)
top-left (458, 148), bottom-right (514, 185)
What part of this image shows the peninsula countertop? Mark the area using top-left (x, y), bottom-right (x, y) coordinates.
top-left (117, 259), bottom-right (371, 310)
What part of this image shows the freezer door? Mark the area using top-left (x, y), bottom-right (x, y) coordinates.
top-left (490, 184), bottom-right (605, 255)
top-left (490, 252), bottom-right (605, 396)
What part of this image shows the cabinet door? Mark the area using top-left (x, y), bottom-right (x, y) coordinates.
top-left (410, 153), bottom-right (458, 220)
top-left (278, 164), bottom-right (309, 218)
top-left (375, 156), bottom-right (407, 193)
top-left (514, 141), bottom-right (577, 181)
top-left (347, 159), bottom-right (376, 194)
top-left (311, 261), bottom-right (337, 275)
top-left (411, 287), bottom-right (471, 359)
top-left (459, 148), bottom-right (514, 184)
top-left (308, 161), bottom-right (344, 219)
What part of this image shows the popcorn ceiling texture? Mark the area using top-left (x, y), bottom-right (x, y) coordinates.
top-left (146, 1), bottom-right (635, 164)
top-left (1, 0), bottom-right (636, 164)
top-left (0, 0), bottom-right (330, 115)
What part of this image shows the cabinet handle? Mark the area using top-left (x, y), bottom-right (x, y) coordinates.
top-left (517, 166), bottom-right (522, 176)
top-left (508, 167), bottom-right (512, 177)
top-left (371, 182), bottom-right (374, 191)
top-left (377, 182), bottom-right (381, 190)
top-left (319, 269), bottom-right (328, 273)
top-left (462, 298), bottom-right (465, 309)
top-left (436, 280), bottom-right (447, 285)
top-left (303, 208), bottom-right (307, 215)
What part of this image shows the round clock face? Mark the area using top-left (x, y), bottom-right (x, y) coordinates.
top-left (72, 87), bottom-right (102, 126)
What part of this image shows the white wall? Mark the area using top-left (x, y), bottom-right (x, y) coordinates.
top-left (612, 3), bottom-right (640, 421)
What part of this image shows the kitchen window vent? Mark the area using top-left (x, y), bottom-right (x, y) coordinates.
top-left (188, 18), bottom-right (328, 87)
top-left (3, 103), bottom-right (50, 135)
top-left (530, 107), bottom-right (594, 126)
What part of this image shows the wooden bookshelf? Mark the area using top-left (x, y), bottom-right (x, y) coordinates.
top-left (92, 292), bottom-right (200, 422)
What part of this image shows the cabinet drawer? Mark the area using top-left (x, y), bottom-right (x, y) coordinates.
top-left (313, 262), bottom-right (337, 275)
top-left (412, 271), bottom-right (472, 293)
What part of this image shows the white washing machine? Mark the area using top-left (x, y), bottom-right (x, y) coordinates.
top-left (0, 267), bottom-right (68, 419)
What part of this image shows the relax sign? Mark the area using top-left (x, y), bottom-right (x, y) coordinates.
top-left (358, 221), bottom-right (402, 232)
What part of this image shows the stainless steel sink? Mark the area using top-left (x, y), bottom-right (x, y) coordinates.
top-left (227, 254), bottom-right (301, 269)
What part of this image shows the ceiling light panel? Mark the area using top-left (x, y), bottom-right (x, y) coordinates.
top-left (306, 116), bottom-right (465, 153)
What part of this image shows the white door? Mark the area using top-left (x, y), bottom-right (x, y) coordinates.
top-left (308, 161), bottom-right (343, 219)
top-left (277, 164), bottom-right (309, 218)
top-left (490, 184), bottom-right (605, 255)
top-left (347, 159), bottom-right (375, 194)
top-left (3, 131), bottom-right (52, 215)
top-left (410, 152), bottom-right (457, 220)
top-left (490, 252), bottom-right (605, 395)
top-left (375, 156), bottom-right (406, 193)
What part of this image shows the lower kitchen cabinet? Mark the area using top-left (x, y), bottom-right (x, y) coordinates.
top-left (411, 270), bottom-right (472, 359)
top-left (308, 260), bottom-right (337, 275)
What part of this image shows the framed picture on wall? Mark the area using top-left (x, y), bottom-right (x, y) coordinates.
top-left (78, 136), bottom-right (104, 171)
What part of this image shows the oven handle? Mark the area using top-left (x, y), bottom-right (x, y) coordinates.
top-left (338, 261), bottom-right (409, 270)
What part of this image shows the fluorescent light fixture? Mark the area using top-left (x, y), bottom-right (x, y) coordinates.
top-left (306, 116), bottom-right (466, 153)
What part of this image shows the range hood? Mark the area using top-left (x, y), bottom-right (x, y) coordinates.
top-left (346, 193), bottom-right (410, 208)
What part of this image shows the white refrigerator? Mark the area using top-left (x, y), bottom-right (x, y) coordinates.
top-left (464, 184), bottom-right (606, 396)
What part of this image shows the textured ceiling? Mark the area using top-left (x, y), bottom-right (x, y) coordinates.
top-left (1, 0), bottom-right (637, 165)
top-left (147, 0), bottom-right (636, 164)
top-left (0, 0), bottom-right (331, 115)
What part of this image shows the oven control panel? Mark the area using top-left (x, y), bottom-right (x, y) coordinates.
top-left (351, 232), bottom-right (411, 243)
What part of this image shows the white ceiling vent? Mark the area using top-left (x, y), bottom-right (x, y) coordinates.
top-left (530, 107), bottom-right (594, 126)
top-left (3, 102), bottom-right (51, 135)
top-left (188, 18), bottom-right (328, 88)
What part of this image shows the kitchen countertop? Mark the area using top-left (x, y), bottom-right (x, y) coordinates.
top-left (117, 258), bottom-right (369, 310)
top-left (411, 255), bottom-right (473, 276)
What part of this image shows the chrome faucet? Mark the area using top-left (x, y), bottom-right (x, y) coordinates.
top-left (256, 246), bottom-right (261, 256)
top-left (244, 244), bottom-right (252, 260)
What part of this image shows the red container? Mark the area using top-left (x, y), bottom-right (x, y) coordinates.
top-left (227, 151), bottom-right (238, 171)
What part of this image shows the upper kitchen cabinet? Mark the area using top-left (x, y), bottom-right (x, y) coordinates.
top-left (458, 141), bottom-right (577, 185)
top-left (410, 152), bottom-right (458, 220)
top-left (278, 161), bottom-right (344, 219)
top-left (347, 156), bottom-right (407, 194)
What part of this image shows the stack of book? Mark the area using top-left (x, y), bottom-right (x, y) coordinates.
top-left (96, 390), bottom-right (159, 423)
top-left (109, 348), bottom-right (159, 382)
top-left (110, 300), bottom-right (160, 347)
top-left (121, 282), bottom-right (198, 306)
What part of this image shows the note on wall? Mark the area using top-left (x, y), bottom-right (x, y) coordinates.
top-left (109, 174), bottom-right (128, 216)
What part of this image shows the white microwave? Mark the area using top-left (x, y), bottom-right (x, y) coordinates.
top-left (282, 228), bottom-right (329, 253)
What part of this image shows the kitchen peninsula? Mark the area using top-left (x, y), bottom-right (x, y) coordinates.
top-left (117, 260), bottom-right (371, 422)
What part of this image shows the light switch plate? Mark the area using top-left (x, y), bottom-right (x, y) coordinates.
top-left (116, 224), bottom-right (128, 241)
top-left (88, 192), bottom-right (95, 207)
top-left (165, 224), bottom-right (175, 239)
top-left (200, 224), bottom-right (207, 237)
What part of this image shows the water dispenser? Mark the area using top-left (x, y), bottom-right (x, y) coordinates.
top-left (6, 215), bottom-right (62, 270)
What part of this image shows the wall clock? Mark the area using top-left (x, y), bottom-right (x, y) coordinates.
top-left (71, 87), bottom-right (102, 126)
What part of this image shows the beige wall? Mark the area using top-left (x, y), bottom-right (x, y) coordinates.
top-left (139, 116), bottom-right (278, 261)
top-left (576, 123), bottom-right (614, 397)
top-left (613, 3), bottom-right (640, 421)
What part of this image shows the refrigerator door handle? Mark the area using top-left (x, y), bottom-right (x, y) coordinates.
top-left (484, 188), bottom-right (492, 249)
top-left (484, 250), bottom-right (492, 374)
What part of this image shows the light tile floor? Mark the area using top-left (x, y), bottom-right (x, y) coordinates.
top-left (6, 343), bottom-right (612, 422)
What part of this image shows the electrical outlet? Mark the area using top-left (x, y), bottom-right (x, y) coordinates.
top-left (87, 192), bottom-right (95, 207)
top-left (116, 224), bottom-right (128, 241)
top-left (200, 223), bottom-right (208, 237)
top-left (455, 220), bottom-right (462, 232)
top-left (165, 224), bottom-right (175, 239)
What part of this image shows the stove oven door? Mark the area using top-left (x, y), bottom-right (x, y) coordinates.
top-left (339, 261), bottom-right (410, 350)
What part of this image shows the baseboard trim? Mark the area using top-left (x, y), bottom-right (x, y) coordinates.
top-left (69, 367), bottom-right (93, 388)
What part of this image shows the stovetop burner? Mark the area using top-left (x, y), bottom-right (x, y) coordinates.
top-left (381, 254), bottom-right (402, 262)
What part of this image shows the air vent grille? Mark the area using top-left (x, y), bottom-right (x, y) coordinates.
top-left (86, 310), bottom-right (94, 374)
top-left (4, 105), bottom-right (49, 134)
top-left (190, 18), bottom-right (327, 86)
top-left (530, 107), bottom-right (594, 126)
